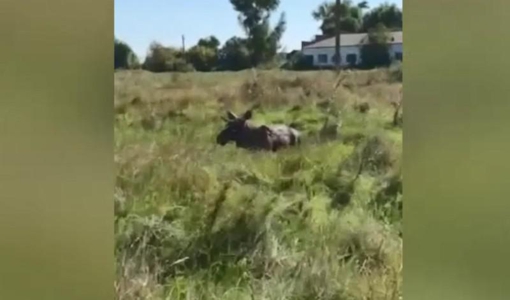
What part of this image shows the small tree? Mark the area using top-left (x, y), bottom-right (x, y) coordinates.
top-left (197, 36), bottom-right (221, 50)
top-left (360, 24), bottom-right (391, 68)
top-left (186, 45), bottom-right (218, 72)
top-left (114, 39), bottom-right (140, 70)
top-left (142, 42), bottom-right (194, 72)
top-left (229, 0), bottom-right (286, 67)
top-left (217, 36), bottom-right (251, 71)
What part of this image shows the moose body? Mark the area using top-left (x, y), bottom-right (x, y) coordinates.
top-left (216, 110), bottom-right (300, 152)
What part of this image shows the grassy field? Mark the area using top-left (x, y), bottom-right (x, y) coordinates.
top-left (114, 68), bottom-right (403, 300)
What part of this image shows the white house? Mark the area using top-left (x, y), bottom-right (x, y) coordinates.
top-left (301, 31), bottom-right (402, 67)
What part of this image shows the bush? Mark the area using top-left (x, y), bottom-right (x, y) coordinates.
top-left (142, 42), bottom-right (194, 73)
top-left (115, 39), bottom-right (140, 70)
top-left (186, 45), bottom-right (218, 72)
top-left (197, 35), bottom-right (220, 50)
top-left (216, 37), bottom-right (251, 71)
top-left (282, 51), bottom-right (315, 70)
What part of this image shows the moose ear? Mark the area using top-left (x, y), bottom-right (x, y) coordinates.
top-left (226, 111), bottom-right (237, 120)
top-left (242, 110), bottom-right (253, 120)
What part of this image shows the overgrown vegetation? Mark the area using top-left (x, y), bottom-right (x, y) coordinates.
top-left (115, 68), bottom-right (403, 299)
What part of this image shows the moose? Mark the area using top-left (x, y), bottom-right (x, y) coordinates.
top-left (216, 109), bottom-right (301, 152)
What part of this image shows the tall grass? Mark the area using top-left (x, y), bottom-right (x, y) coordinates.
top-left (115, 69), bottom-right (403, 300)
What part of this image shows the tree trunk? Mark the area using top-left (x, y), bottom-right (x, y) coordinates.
top-left (335, 0), bottom-right (341, 72)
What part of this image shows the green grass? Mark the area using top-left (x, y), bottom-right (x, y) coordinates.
top-left (115, 69), bottom-right (403, 300)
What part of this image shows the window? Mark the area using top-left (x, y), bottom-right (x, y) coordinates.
top-left (318, 54), bottom-right (328, 64)
top-left (346, 54), bottom-right (357, 66)
top-left (331, 54), bottom-right (339, 64)
top-left (395, 52), bottom-right (403, 61)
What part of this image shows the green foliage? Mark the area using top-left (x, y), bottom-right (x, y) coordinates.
top-left (312, 2), bottom-right (402, 35)
top-left (217, 37), bottom-right (252, 71)
top-left (197, 35), bottom-right (221, 50)
top-left (360, 24), bottom-right (391, 68)
top-left (229, 0), bottom-right (286, 67)
top-left (186, 46), bottom-right (218, 72)
top-left (362, 3), bottom-right (402, 32)
top-left (115, 38), bottom-right (140, 70)
top-left (142, 42), bottom-right (194, 73)
top-left (370, 171), bottom-right (402, 230)
top-left (312, 0), bottom-right (369, 35)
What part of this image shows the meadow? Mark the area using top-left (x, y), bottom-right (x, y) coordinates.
top-left (114, 67), bottom-right (403, 300)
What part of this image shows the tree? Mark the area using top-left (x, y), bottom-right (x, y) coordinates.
top-left (197, 36), bottom-right (221, 50)
top-left (114, 39), bottom-right (140, 70)
top-left (334, 0), bottom-right (340, 70)
top-left (142, 42), bottom-right (194, 72)
top-left (229, 0), bottom-right (286, 67)
top-left (186, 45), bottom-right (218, 72)
top-left (312, 1), bottom-right (369, 36)
top-left (360, 24), bottom-right (391, 68)
top-left (184, 36), bottom-right (221, 72)
top-left (361, 3), bottom-right (402, 32)
top-left (217, 36), bottom-right (251, 71)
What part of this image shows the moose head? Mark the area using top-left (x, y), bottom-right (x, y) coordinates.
top-left (216, 109), bottom-right (301, 151)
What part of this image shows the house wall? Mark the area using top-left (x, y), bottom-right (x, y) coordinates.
top-left (301, 45), bottom-right (360, 67)
top-left (301, 43), bottom-right (403, 67)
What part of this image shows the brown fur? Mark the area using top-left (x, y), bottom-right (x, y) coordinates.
top-left (216, 110), bottom-right (301, 152)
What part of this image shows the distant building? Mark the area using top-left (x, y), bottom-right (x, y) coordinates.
top-left (301, 31), bottom-right (402, 68)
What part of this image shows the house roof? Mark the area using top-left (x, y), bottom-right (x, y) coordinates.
top-left (302, 31), bottom-right (402, 49)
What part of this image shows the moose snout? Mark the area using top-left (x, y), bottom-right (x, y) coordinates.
top-left (216, 134), bottom-right (228, 146)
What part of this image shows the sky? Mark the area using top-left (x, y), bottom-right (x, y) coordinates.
top-left (115, 0), bottom-right (402, 60)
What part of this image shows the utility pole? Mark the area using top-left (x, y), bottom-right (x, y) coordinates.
top-left (334, 0), bottom-right (341, 73)
top-left (182, 35), bottom-right (186, 52)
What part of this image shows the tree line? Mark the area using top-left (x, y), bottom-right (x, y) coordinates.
top-left (114, 0), bottom-right (402, 72)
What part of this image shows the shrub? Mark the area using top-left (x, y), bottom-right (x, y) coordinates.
top-left (186, 45), bottom-right (218, 72)
top-left (142, 42), bottom-right (194, 73)
top-left (217, 37), bottom-right (251, 71)
top-left (115, 39), bottom-right (140, 70)
top-left (282, 51), bottom-right (315, 70)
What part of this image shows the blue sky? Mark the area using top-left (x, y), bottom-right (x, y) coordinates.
top-left (115, 0), bottom-right (402, 60)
